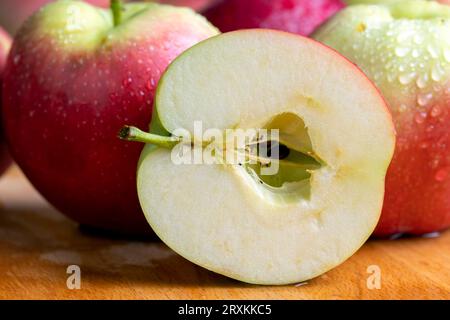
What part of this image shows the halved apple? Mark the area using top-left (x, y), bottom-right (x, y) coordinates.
top-left (121, 30), bottom-right (396, 285)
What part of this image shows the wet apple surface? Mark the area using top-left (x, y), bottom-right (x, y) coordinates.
top-left (314, 0), bottom-right (450, 236)
top-left (2, 1), bottom-right (218, 234)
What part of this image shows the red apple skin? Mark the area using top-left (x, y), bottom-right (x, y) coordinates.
top-left (158, 0), bottom-right (217, 11)
top-left (203, 0), bottom-right (345, 36)
top-left (0, 27), bottom-right (12, 176)
top-left (375, 93), bottom-right (450, 237)
top-left (2, 2), bottom-right (218, 234)
top-left (0, 0), bottom-right (109, 34)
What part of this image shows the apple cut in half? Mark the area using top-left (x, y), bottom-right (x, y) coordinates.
top-left (123, 30), bottom-right (396, 285)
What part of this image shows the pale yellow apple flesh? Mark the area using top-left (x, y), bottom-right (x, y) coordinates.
top-left (137, 30), bottom-right (396, 285)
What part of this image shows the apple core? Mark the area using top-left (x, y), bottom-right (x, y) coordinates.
top-left (239, 112), bottom-right (324, 205)
top-left (121, 111), bottom-right (324, 205)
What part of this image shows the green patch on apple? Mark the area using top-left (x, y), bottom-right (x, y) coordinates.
top-left (344, 0), bottom-right (441, 5)
top-left (25, 0), bottom-right (215, 52)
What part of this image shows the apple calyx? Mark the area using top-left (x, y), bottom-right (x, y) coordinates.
top-left (111, 0), bottom-right (123, 27)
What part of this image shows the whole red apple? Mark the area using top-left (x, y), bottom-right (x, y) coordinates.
top-left (204, 0), bottom-right (345, 36)
top-left (0, 0), bottom-right (109, 35)
top-left (2, 0), bottom-right (218, 234)
top-left (0, 27), bottom-right (12, 176)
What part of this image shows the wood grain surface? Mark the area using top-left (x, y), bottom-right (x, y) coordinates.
top-left (0, 166), bottom-right (449, 300)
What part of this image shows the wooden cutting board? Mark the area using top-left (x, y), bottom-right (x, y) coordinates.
top-left (0, 165), bottom-right (449, 300)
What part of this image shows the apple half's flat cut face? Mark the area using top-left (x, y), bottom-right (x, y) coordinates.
top-left (137, 30), bottom-right (395, 285)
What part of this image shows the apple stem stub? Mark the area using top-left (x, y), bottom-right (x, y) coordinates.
top-left (118, 126), bottom-right (181, 149)
top-left (111, 0), bottom-right (123, 27)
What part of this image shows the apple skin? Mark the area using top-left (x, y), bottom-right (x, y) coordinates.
top-left (0, 27), bottom-right (12, 176)
top-left (203, 0), bottom-right (345, 36)
top-left (345, 0), bottom-right (446, 5)
top-left (2, 1), bottom-right (218, 234)
top-left (0, 0), bottom-right (109, 35)
top-left (344, 0), bottom-right (407, 4)
top-left (157, 0), bottom-right (217, 11)
top-left (314, 2), bottom-right (450, 237)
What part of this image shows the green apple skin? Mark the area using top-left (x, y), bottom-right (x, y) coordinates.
top-left (2, 1), bottom-right (218, 234)
top-left (314, 1), bottom-right (450, 236)
top-left (345, 0), bottom-right (400, 5)
top-left (0, 0), bottom-right (109, 35)
top-left (344, 0), bottom-right (438, 4)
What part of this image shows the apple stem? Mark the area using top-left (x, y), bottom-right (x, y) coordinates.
top-left (118, 126), bottom-right (181, 149)
top-left (111, 0), bottom-right (123, 27)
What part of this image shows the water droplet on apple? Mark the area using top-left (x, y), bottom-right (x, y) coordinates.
top-left (146, 79), bottom-right (154, 90)
top-left (398, 104), bottom-right (407, 113)
top-left (427, 45), bottom-right (439, 59)
top-left (431, 64), bottom-right (445, 81)
top-left (417, 93), bottom-right (433, 107)
top-left (395, 47), bottom-right (410, 57)
top-left (416, 74), bottom-right (429, 89)
top-left (397, 29), bottom-right (413, 42)
top-left (13, 54), bottom-right (21, 65)
top-left (419, 141), bottom-right (429, 149)
top-left (414, 111), bottom-right (427, 124)
top-left (434, 168), bottom-right (448, 182)
top-left (412, 49), bottom-right (420, 58)
top-left (122, 77), bottom-right (133, 87)
top-left (430, 105), bottom-right (442, 118)
top-left (431, 157), bottom-right (440, 169)
top-left (399, 72), bottom-right (416, 85)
